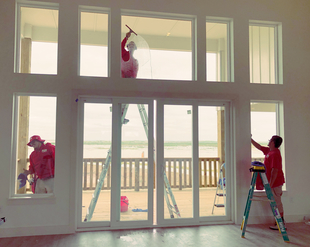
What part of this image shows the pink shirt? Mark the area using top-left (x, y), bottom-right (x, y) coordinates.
top-left (29, 143), bottom-right (55, 179)
top-left (121, 37), bottom-right (138, 78)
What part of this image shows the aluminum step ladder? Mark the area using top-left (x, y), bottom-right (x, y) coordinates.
top-left (212, 163), bottom-right (226, 214)
top-left (241, 162), bottom-right (289, 242)
top-left (84, 104), bottom-right (180, 221)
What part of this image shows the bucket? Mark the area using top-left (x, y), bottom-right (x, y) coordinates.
top-left (121, 196), bottom-right (129, 212)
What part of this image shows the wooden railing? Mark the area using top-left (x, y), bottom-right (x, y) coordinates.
top-left (82, 157), bottom-right (221, 191)
top-left (22, 157), bottom-right (265, 192)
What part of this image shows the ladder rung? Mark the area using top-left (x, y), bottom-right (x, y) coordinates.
top-left (216, 193), bottom-right (226, 196)
top-left (214, 204), bottom-right (225, 207)
top-left (251, 198), bottom-right (271, 202)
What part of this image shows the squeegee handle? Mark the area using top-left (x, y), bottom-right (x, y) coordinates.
top-left (125, 25), bottom-right (138, 36)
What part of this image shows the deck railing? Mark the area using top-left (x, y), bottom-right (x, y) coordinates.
top-left (22, 157), bottom-right (265, 192)
top-left (83, 157), bottom-right (221, 191)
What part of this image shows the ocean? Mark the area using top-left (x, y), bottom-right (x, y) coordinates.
top-left (82, 141), bottom-right (265, 159)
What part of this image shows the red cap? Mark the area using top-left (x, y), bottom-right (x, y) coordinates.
top-left (27, 135), bottom-right (45, 146)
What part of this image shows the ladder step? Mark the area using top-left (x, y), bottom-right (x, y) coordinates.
top-left (214, 204), bottom-right (225, 207)
top-left (216, 193), bottom-right (226, 196)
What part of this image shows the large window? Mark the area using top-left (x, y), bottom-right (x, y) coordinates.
top-left (249, 22), bottom-right (282, 84)
top-left (121, 14), bottom-right (193, 80)
top-left (79, 7), bottom-right (109, 77)
top-left (250, 102), bottom-right (285, 185)
top-left (15, 2), bottom-right (59, 74)
top-left (206, 19), bottom-right (232, 82)
top-left (12, 95), bottom-right (57, 196)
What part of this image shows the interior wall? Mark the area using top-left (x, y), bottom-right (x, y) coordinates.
top-left (0, 0), bottom-right (310, 238)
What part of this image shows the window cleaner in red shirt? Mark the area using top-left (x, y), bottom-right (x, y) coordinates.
top-left (121, 26), bottom-right (139, 78)
top-left (23, 135), bottom-right (55, 194)
top-left (251, 135), bottom-right (285, 230)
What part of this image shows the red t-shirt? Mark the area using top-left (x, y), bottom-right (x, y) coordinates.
top-left (261, 146), bottom-right (285, 188)
top-left (121, 37), bottom-right (138, 78)
top-left (29, 143), bottom-right (55, 179)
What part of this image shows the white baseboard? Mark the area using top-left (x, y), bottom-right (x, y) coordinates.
top-left (0, 225), bottom-right (74, 238)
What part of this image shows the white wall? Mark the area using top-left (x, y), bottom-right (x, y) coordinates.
top-left (0, 0), bottom-right (310, 237)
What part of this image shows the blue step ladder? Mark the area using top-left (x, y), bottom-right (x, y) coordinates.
top-left (241, 162), bottom-right (289, 242)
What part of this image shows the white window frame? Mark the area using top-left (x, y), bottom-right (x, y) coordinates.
top-left (156, 99), bottom-right (233, 227)
top-left (78, 5), bottom-right (111, 77)
top-left (10, 93), bottom-right (57, 199)
top-left (250, 101), bottom-right (286, 190)
top-left (206, 17), bottom-right (234, 82)
top-left (14, 0), bottom-right (59, 74)
top-left (249, 21), bottom-right (283, 84)
top-left (121, 9), bottom-right (196, 81)
top-left (76, 96), bottom-right (154, 230)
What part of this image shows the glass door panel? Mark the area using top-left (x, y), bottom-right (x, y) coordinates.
top-left (198, 106), bottom-right (226, 217)
top-left (120, 104), bottom-right (149, 221)
top-left (163, 105), bottom-right (193, 219)
top-left (82, 102), bottom-right (112, 222)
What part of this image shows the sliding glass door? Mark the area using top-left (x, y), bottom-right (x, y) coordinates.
top-left (77, 97), bottom-right (231, 230)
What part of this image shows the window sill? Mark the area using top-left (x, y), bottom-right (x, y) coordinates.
top-left (8, 193), bottom-right (56, 205)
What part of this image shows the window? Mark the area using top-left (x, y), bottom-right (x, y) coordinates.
top-left (249, 22), bottom-right (282, 84)
top-left (79, 7), bottom-right (109, 77)
top-left (15, 2), bottom-right (59, 74)
top-left (206, 20), bottom-right (232, 82)
top-left (12, 95), bottom-right (57, 196)
top-left (121, 14), bottom-right (193, 80)
top-left (250, 102), bottom-right (285, 186)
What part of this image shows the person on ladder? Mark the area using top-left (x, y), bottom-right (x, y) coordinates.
top-left (121, 30), bottom-right (138, 78)
top-left (251, 135), bottom-right (286, 230)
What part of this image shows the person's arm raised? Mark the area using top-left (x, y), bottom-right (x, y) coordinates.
top-left (251, 138), bottom-right (262, 151)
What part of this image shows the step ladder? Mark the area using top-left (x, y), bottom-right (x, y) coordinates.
top-left (241, 162), bottom-right (289, 242)
top-left (84, 104), bottom-right (180, 221)
top-left (212, 163), bottom-right (226, 214)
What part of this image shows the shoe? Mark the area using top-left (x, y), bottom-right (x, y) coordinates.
top-left (269, 221), bottom-right (287, 230)
top-left (269, 222), bottom-right (278, 230)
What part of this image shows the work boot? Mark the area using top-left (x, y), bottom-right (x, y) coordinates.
top-left (269, 222), bottom-right (278, 230)
top-left (269, 218), bottom-right (286, 230)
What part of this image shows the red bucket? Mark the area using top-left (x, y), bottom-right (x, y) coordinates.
top-left (120, 196), bottom-right (129, 212)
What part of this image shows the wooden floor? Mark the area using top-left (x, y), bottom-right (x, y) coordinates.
top-left (1, 223), bottom-right (309, 246)
top-left (82, 188), bottom-right (225, 221)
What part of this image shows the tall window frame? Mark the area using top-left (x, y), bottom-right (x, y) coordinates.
top-left (250, 101), bottom-right (286, 189)
top-left (14, 0), bottom-right (59, 75)
top-left (78, 5), bottom-right (110, 77)
top-left (206, 17), bottom-right (233, 82)
top-left (249, 21), bottom-right (283, 84)
top-left (10, 94), bottom-right (57, 198)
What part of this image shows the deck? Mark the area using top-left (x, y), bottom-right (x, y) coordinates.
top-left (81, 187), bottom-right (225, 222)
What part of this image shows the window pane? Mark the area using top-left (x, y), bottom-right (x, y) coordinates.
top-left (17, 6), bottom-right (58, 74)
top-left (122, 15), bottom-right (192, 80)
top-left (198, 106), bottom-right (226, 216)
top-left (251, 102), bottom-right (287, 190)
top-left (249, 25), bottom-right (276, 84)
top-left (250, 102), bottom-right (277, 160)
top-left (206, 21), bottom-right (229, 82)
top-left (164, 105), bottom-right (192, 219)
top-left (80, 11), bottom-right (108, 77)
top-left (120, 104), bottom-right (149, 221)
top-left (82, 103), bottom-right (112, 222)
top-left (15, 96), bottom-right (57, 195)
